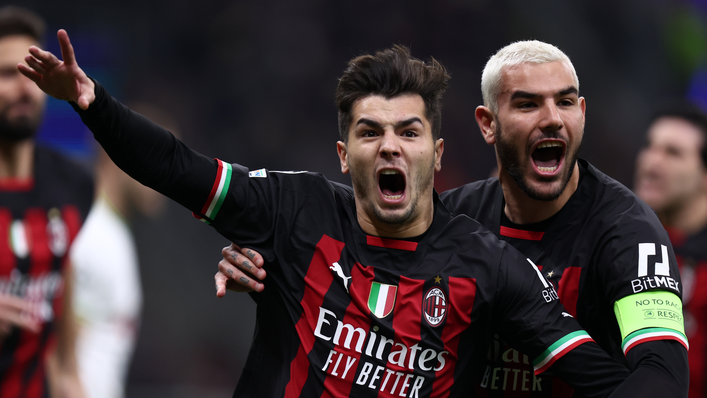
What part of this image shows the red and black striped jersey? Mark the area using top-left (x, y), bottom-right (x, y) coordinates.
top-left (73, 81), bottom-right (629, 398)
top-left (441, 160), bottom-right (687, 397)
top-left (207, 165), bottom-right (595, 398)
top-left (0, 145), bottom-right (93, 398)
top-left (666, 225), bottom-right (707, 397)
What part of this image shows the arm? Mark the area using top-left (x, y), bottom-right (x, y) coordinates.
top-left (19, 30), bottom-right (237, 220)
top-left (606, 290), bottom-right (688, 397)
top-left (494, 246), bottom-right (629, 397)
top-left (46, 265), bottom-right (86, 398)
top-left (607, 340), bottom-right (688, 397)
top-left (547, 342), bottom-right (628, 398)
top-left (596, 213), bottom-right (689, 396)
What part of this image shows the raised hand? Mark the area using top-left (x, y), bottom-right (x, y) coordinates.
top-left (17, 29), bottom-right (95, 110)
top-left (215, 243), bottom-right (266, 296)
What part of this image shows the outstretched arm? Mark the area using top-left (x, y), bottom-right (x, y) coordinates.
top-left (17, 29), bottom-right (95, 110)
top-left (19, 29), bottom-right (240, 223)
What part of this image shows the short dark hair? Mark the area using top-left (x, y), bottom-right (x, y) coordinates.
top-left (650, 101), bottom-right (707, 168)
top-left (0, 6), bottom-right (45, 44)
top-left (335, 45), bottom-right (450, 142)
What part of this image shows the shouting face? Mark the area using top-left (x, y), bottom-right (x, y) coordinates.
top-left (338, 94), bottom-right (443, 238)
top-left (486, 61), bottom-right (585, 201)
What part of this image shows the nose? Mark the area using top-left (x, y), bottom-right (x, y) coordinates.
top-left (539, 102), bottom-right (563, 132)
top-left (638, 146), bottom-right (663, 170)
top-left (379, 130), bottom-right (400, 158)
top-left (19, 74), bottom-right (37, 96)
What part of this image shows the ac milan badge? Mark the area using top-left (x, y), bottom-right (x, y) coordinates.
top-left (423, 287), bottom-right (447, 326)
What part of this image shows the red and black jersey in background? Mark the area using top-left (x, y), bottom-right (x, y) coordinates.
top-left (0, 145), bottom-right (93, 398)
top-left (666, 225), bottom-right (707, 398)
top-left (72, 81), bottom-right (631, 398)
top-left (441, 160), bottom-right (687, 398)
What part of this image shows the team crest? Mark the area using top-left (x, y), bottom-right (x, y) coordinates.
top-left (368, 282), bottom-right (397, 318)
top-left (423, 287), bottom-right (447, 326)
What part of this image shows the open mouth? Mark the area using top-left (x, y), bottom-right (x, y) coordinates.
top-left (379, 170), bottom-right (406, 200)
top-left (531, 141), bottom-right (565, 174)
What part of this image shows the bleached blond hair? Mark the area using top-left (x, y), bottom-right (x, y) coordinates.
top-left (481, 40), bottom-right (579, 113)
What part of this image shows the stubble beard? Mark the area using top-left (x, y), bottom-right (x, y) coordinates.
top-left (495, 121), bottom-right (580, 202)
top-left (0, 103), bottom-right (42, 143)
top-left (350, 158), bottom-right (435, 227)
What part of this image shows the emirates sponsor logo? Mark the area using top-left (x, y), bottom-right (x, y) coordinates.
top-left (314, 306), bottom-right (449, 396)
top-left (0, 270), bottom-right (63, 322)
top-left (423, 287), bottom-right (446, 326)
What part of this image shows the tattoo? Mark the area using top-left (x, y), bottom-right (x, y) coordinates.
top-left (247, 250), bottom-right (255, 259)
top-left (227, 269), bottom-right (233, 276)
top-left (242, 261), bottom-right (251, 270)
top-left (231, 253), bottom-right (237, 261)
top-left (239, 277), bottom-right (249, 285)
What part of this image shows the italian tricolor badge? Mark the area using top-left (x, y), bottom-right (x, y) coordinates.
top-left (368, 282), bottom-right (397, 318)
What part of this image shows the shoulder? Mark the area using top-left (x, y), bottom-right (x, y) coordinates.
top-left (433, 211), bottom-right (511, 264)
top-left (36, 145), bottom-right (95, 192)
top-left (440, 177), bottom-right (501, 217)
top-left (580, 160), bottom-right (661, 234)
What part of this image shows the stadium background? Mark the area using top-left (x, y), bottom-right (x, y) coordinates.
top-left (11, 0), bottom-right (707, 396)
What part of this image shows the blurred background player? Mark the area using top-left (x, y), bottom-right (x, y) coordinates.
top-left (70, 103), bottom-right (171, 398)
top-left (634, 102), bottom-right (707, 397)
top-left (0, 6), bottom-right (91, 398)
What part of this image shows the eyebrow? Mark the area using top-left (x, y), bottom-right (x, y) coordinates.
top-left (356, 117), bottom-right (424, 130)
top-left (510, 86), bottom-right (579, 101)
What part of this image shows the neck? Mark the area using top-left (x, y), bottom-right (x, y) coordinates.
top-left (500, 163), bottom-right (580, 225)
top-left (658, 194), bottom-right (707, 236)
top-left (0, 139), bottom-right (35, 180)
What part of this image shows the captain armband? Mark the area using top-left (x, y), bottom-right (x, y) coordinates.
top-left (614, 290), bottom-right (688, 355)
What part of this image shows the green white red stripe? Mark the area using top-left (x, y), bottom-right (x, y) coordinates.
top-left (622, 327), bottom-right (689, 355)
top-left (533, 331), bottom-right (593, 375)
top-left (368, 282), bottom-right (397, 318)
top-left (197, 159), bottom-right (232, 222)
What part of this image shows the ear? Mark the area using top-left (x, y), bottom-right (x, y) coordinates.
top-left (475, 105), bottom-right (497, 145)
top-left (579, 96), bottom-right (587, 124)
top-left (337, 141), bottom-right (350, 174)
top-left (434, 138), bottom-right (444, 172)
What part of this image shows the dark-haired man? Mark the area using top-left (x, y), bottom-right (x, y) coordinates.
top-left (635, 102), bottom-right (707, 397)
top-left (20, 30), bottom-right (633, 397)
top-left (220, 40), bottom-right (689, 397)
top-left (0, 6), bottom-right (92, 398)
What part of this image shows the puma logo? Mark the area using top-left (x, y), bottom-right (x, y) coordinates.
top-left (330, 262), bottom-right (351, 293)
top-left (561, 312), bottom-right (573, 318)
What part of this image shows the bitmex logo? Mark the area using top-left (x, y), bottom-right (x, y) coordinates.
top-left (631, 243), bottom-right (680, 293)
